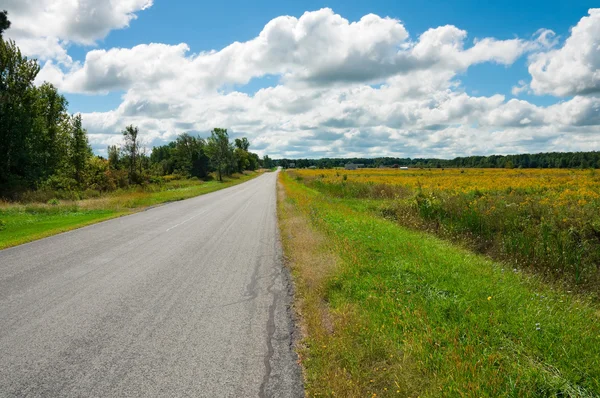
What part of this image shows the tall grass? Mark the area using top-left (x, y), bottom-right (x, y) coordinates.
top-left (291, 169), bottom-right (600, 293)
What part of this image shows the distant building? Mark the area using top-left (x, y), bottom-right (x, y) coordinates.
top-left (345, 163), bottom-right (366, 170)
top-left (289, 163), bottom-right (296, 168)
top-left (400, 166), bottom-right (409, 170)
top-left (308, 165), bottom-right (317, 169)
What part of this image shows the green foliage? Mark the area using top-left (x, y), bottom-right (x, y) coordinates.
top-left (0, 10), bottom-right (10, 36)
top-left (70, 114), bottom-right (93, 185)
top-left (107, 145), bottom-right (120, 170)
top-left (0, 38), bottom-right (42, 191)
top-left (263, 155), bottom-right (274, 169)
top-left (234, 137), bottom-right (250, 151)
top-left (173, 133), bottom-right (209, 178)
top-left (122, 125), bottom-right (141, 184)
top-left (149, 134), bottom-right (211, 178)
top-left (205, 128), bottom-right (233, 181)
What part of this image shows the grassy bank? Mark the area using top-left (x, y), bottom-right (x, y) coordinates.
top-left (278, 172), bottom-right (600, 397)
top-left (0, 172), bottom-right (261, 250)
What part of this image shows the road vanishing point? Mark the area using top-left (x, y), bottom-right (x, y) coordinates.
top-left (0, 171), bottom-right (303, 397)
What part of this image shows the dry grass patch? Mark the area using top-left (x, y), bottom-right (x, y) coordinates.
top-left (278, 177), bottom-right (339, 339)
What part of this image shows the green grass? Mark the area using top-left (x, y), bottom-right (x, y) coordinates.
top-left (0, 172), bottom-right (260, 249)
top-left (0, 207), bottom-right (126, 249)
top-left (279, 172), bottom-right (600, 397)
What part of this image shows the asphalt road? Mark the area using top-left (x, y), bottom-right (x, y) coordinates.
top-left (0, 171), bottom-right (303, 397)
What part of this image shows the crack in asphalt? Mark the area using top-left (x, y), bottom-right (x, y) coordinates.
top-left (259, 269), bottom-right (280, 398)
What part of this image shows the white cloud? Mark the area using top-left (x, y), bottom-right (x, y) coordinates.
top-left (37, 43), bottom-right (191, 93)
top-left (528, 8), bottom-right (600, 96)
top-left (4, 6), bottom-right (600, 158)
top-left (2, 0), bottom-right (152, 62)
top-left (38, 8), bottom-right (536, 95)
top-left (511, 80), bottom-right (529, 96)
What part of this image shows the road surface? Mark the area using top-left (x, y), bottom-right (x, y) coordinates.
top-left (0, 171), bottom-right (303, 397)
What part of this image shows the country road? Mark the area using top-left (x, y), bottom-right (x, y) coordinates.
top-left (0, 171), bottom-right (303, 397)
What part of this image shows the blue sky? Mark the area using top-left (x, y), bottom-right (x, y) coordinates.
top-left (4, 0), bottom-right (600, 158)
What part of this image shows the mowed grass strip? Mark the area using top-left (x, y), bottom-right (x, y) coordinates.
top-left (0, 172), bottom-right (261, 250)
top-left (279, 172), bottom-right (600, 397)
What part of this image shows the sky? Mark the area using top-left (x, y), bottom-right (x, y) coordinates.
top-left (2, 0), bottom-right (599, 159)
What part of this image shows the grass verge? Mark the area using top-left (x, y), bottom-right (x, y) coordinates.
top-left (0, 172), bottom-right (261, 250)
top-left (278, 171), bottom-right (600, 397)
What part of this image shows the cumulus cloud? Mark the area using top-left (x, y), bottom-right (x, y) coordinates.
top-left (39, 8), bottom-right (537, 95)
top-left (4, 6), bottom-right (600, 157)
top-left (528, 8), bottom-right (600, 96)
top-left (38, 43), bottom-right (190, 93)
top-left (2, 0), bottom-right (152, 62)
top-left (511, 80), bottom-right (529, 96)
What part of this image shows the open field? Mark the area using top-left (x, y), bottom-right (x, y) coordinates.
top-left (0, 172), bottom-right (261, 250)
top-left (289, 168), bottom-right (600, 293)
top-left (278, 171), bottom-right (600, 397)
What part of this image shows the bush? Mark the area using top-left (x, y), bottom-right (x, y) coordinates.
top-left (42, 175), bottom-right (79, 192)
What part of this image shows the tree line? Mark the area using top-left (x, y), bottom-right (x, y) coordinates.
top-left (0, 11), bottom-right (266, 199)
top-left (149, 130), bottom-right (266, 181)
top-left (276, 151), bottom-right (600, 169)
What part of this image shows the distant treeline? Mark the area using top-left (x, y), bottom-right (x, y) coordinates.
top-left (275, 151), bottom-right (600, 169)
top-left (0, 11), bottom-right (269, 199)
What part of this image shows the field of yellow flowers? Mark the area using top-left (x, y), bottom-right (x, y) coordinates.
top-left (290, 168), bottom-right (600, 291)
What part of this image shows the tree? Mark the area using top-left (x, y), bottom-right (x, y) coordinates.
top-left (205, 128), bottom-right (232, 181)
top-left (0, 34), bottom-right (43, 191)
top-left (108, 145), bottom-right (120, 169)
top-left (70, 114), bottom-right (92, 185)
top-left (263, 155), bottom-right (274, 169)
top-left (0, 10), bottom-right (10, 37)
top-left (234, 137), bottom-right (250, 151)
top-left (122, 125), bottom-right (141, 183)
top-left (248, 152), bottom-right (260, 171)
top-left (35, 82), bottom-right (69, 179)
top-left (234, 147), bottom-right (250, 173)
top-left (173, 133), bottom-right (210, 178)
top-left (150, 142), bottom-right (176, 175)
